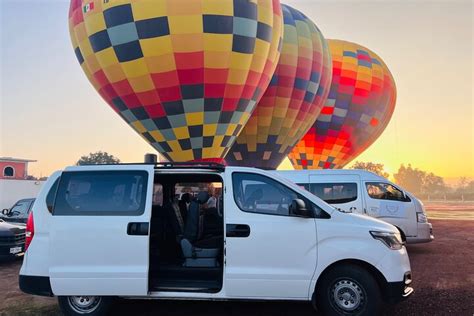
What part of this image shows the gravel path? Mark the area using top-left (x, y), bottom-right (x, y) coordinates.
top-left (1, 217), bottom-right (473, 316)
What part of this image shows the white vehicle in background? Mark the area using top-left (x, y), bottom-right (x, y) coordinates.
top-left (20, 163), bottom-right (412, 316)
top-left (275, 169), bottom-right (434, 244)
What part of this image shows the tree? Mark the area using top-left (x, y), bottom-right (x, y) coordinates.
top-left (393, 164), bottom-right (424, 194)
top-left (423, 172), bottom-right (447, 194)
top-left (76, 151), bottom-right (120, 165)
top-left (457, 177), bottom-right (468, 193)
top-left (393, 164), bottom-right (448, 195)
top-left (465, 181), bottom-right (474, 193)
top-left (351, 161), bottom-right (389, 179)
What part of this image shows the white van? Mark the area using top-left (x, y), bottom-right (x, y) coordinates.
top-left (275, 170), bottom-right (434, 244)
top-left (20, 163), bottom-right (412, 316)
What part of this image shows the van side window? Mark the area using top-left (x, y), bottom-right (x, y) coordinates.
top-left (233, 172), bottom-right (299, 216)
top-left (232, 172), bottom-right (333, 218)
top-left (53, 171), bottom-right (148, 216)
top-left (366, 182), bottom-right (410, 202)
top-left (46, 178), bottom-right (60, 213)
top-left (307, 183), bottom-right (357, 204)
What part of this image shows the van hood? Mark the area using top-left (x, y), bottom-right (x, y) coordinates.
top-left (332, 211), bottom-right (398, 233)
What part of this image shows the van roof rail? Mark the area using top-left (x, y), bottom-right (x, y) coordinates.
top-left (154, 162), bottom-right (226, 171)
top-left (75, 162), bottom-right (226, 170)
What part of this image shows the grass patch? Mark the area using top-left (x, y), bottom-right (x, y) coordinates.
top-left (0, 303), bottom-right (60, 316)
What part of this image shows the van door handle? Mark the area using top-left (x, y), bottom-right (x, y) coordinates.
top-left (127, 222), bottom-right (149, 236)
top-left (226, 224), bottom-right (250, 238)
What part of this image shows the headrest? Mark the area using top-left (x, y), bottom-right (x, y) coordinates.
top-left (197, 191), bottom-right (210, 204)
top-left (181, 193), bottom-right (191, 203)
top-left (249, 189), bottom-right (263, 200)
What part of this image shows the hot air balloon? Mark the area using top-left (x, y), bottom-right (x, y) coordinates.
top-left (225, 4), bottom-right (332, 169)
top-left (288, 39), bottom-right (396, 169)
top-left (68, 0), bottom-right (283, 162)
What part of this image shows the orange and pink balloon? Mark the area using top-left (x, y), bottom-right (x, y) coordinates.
top-left (289, 39), bottom-right (397, 169)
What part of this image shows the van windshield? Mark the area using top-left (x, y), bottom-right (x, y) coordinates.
top-left (366, 182), bottom-right (409, 202)
top-left (8, 200), bottom-right (31, 217)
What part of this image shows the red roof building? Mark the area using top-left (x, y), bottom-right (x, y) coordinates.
top-left (0, 157), bottom-right (37, 180)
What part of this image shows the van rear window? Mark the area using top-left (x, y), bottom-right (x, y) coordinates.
top-left (46, 178), bottom-right (60, 213)
top-left (53, 171), bottom-right (148, 216)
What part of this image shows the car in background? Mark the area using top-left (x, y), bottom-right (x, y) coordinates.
top-left (0, 219), bottom-right (26, 260)
top-left (1, 198), bottom-right (35, 225)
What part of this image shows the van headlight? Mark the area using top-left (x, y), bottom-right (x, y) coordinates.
top-left (417, 212), bottom-right (428, 223)
top-left (370, 231), bottom-right (404, 250)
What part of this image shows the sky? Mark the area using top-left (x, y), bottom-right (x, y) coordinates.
top-left (0, 0), bottom-right (473, 183)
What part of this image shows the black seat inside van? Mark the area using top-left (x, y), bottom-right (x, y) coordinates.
top-left (180, 192), bottom-right (221, 267)
top-left (149, 173), bottom-right (224, 292)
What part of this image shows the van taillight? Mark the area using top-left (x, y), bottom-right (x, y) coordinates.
top-left (25, 212), bottom-right (34, 251)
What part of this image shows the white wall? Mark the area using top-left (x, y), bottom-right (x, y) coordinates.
top-left (0, 179), bottom-right (45, 210)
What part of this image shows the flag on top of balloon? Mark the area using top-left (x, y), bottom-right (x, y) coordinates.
top-left (69, 0), bottom-right (396, 170)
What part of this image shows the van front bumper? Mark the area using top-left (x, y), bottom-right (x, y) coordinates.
top-left (375, 245), bottom-right (413, 303)
top-left (406, 222), bottom-right (434, 244)
top-left (385, 272), bottom-right (413, 304)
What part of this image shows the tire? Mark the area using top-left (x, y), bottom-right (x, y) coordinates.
top-left (58, 296), bottom-right (113, 316)
top-left (314, 264), bottom-right (382, 316)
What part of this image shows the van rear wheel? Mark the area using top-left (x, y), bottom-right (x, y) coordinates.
top-left (314, 264), bottom-right (382, 316)
top-left (58, 296), bottom-right (112, 315)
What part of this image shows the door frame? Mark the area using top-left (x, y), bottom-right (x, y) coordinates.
top-left (223, 169), bottom-right (318, 299)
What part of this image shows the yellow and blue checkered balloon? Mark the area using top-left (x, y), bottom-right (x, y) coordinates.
top-left (69, 0), bottom-right (283, 162)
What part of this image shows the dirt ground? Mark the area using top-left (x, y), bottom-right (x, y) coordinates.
top-left (1, 210), bottom-right (473, 316)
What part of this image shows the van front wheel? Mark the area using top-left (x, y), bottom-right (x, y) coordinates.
top-left (58, 296), bottom-right (112, 316)
top-left (314, 264), bottom-right (382, 316)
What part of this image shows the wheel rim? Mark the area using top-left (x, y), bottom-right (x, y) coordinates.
top-left (67, 296), bottom-right (101, 314)
top-left (331, 279), bottom-right (365, 312)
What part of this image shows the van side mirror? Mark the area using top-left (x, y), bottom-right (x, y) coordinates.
top-left (290, 199), bottom-right (312, 218)
top-left (2, 209), bottom-right (10, 216)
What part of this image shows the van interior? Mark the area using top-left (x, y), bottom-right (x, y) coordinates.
top-left (149, 172), bottom-right (224, 293)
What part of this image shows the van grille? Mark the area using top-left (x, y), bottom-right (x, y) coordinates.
top-left (0, 233), bottom-right (26, 245)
